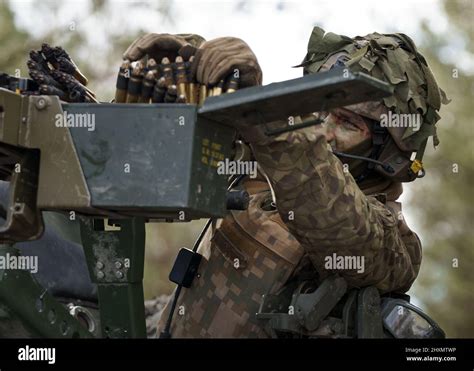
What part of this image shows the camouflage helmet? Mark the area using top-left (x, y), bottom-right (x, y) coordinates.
top-left (299, 27), bottom-right (449, 182)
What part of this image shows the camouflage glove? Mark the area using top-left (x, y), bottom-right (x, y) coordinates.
top-left (191, 37), bottom-right (262, 88)
top-left (123, 33), bottom-right (205, 62)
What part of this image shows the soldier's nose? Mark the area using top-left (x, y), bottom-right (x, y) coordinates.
top-left (314, 122), bottom-right (336, 143)
top-left (320, 124), bottom-right (336, 142)
top-left (325, 129), bottom-right (336, 142)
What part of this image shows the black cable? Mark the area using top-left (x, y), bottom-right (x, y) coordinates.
top-left (333, 151), bottom-right (394, 173)
top-left (159, 174), bottom-right (246, 338)
top-left (159, 285), bottom-right (182, 339)
top-left (264, 117), bottom-right (324, 136)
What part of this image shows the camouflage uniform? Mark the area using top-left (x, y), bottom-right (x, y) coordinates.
top-left (156, 130), bottom-right (420, 337)
top-left (155, 28), bottom-right (447, 338)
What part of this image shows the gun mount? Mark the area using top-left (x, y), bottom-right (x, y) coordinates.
top-left (0, 68), bottom-right (393, 339)
top-left (0, 68), bottom-right (392, 243)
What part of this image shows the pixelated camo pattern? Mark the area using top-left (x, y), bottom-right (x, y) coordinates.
top-left (156, 121), bottom-right (422, 339)
top-left (157, 189), bottom-right (304, 338)
top-left (156, 136), bottom-right (421, 338)
top-left (247, 122), bottom-right (422, 294)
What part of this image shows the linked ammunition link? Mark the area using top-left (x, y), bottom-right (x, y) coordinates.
top-left (114, 54), bottom-right (240, 105)
top-left (20, 44), bottom-right (240, 105)
top-left (26, 43), bottom-right (97, 103)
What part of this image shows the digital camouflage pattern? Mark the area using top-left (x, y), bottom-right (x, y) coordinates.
top-left (156, 117), bottom-right (422, 337)
top-left (153, 28), bottom-right (442, 338)
top-left (157, 178), bottom-right (304, 337)
top-left (243, 117), bottom-right (422, 294)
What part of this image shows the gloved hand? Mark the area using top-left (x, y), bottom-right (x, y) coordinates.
top-left (191, 37), bottom-right (262, 88)
top-left (123, 33), bottom-right (205, 62)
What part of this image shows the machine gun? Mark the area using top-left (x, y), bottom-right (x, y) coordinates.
top-left (0, 68), bottom-right (405, 338)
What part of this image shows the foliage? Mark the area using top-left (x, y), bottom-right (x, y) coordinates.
top-left (409, 0), bottom-right (474, 338)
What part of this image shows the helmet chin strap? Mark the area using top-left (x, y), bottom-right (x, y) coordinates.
top-left (332, 151), bottom-right (394, 174)
top-left (331, 120), bottom-right (393, 183)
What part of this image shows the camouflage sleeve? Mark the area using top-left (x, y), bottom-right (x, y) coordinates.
top-left (238, 118), bottom-right (419, 293)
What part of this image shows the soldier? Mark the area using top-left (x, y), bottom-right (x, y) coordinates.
top-left (123, 28), bottom-right (448, 338)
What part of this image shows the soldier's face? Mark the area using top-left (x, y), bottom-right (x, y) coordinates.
top-left (315, 108), bottom-right (372, 152)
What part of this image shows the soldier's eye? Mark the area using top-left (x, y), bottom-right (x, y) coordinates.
top-left (342, 119), bottom-right (360, 130)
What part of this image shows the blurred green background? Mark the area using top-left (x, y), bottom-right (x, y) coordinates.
top-left (0, 0), bottom-right (472, 338)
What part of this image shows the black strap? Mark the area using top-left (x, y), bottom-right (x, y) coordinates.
top-left (355, 121), bottom-right (388, 183)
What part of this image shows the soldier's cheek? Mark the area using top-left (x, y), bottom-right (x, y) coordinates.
top-left (334, 129), bottom-right (366, 152)
top-left (333, 130), bottom-right (353, 152)
top-left (313, 123), bottom-right (335, 143)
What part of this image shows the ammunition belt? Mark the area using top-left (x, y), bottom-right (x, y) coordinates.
top-left (114, 55), bottom-right (240, 105)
